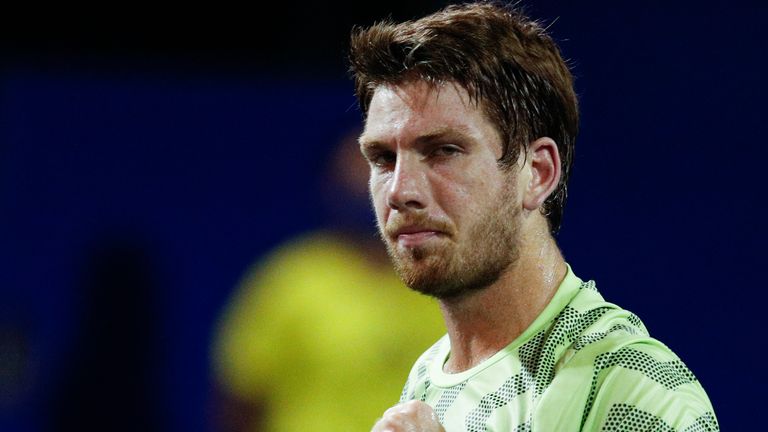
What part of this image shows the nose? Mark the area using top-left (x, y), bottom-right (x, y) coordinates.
top-left (387, 153), bottom-right (427, 211)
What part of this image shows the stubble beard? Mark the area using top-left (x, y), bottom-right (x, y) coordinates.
top-left (381, 187), bottom-right (521, 300)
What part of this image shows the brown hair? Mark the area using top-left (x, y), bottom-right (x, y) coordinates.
top-left (349, 2), bottom-right (578, 234)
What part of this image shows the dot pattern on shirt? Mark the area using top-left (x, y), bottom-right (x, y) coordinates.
top-left (513, 419), bottom-right (531, 432)
top-left (434, 381), bottom-right (467, 423)
top-left (626, 313), bottom-right (644, 329)
top-left (417, 342), bottom-right (443, 381)
top-left (601, 404), bottom-right (675, 432)
top-left (464, 368), bottom-right (536, 431)
top-left (683, 413), bottom-right (719, 432)
top-left (600, 404), bottom-right (719, 432)
top-left (451, 281), bottom-right (648, 430)
top-left (572, 323), bottom-right (642, 351)
top-left (418, 379), bottom-right (431, 402)
top-left (520, 280), bottom-right (647, 396)
top-left (596, 347), bottom-right (697, 390)
top-left (582, 347), bottom-right (699, 430)
top-left (520, 303), bottom-right (616, 396)
top-left (403, 342), bottom-right (443, 402)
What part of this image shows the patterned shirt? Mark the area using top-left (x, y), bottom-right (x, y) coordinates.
top-left (399, 267), bottom-right (718, 431)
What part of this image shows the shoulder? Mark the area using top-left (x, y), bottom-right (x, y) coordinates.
top-left (582, 338), bottom-right (718, 431)
top-left (538, 334), bottom-right (717, 431)
top-left (538, 275), bottom-right (718, 430)
top-left (538, 277), bottom-right (650, 375)
top-left (554, 296), bottom-right (717, 430)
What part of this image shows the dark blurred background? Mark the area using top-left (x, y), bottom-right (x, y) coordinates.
top-left (1, 1), bottom-right (765, 430)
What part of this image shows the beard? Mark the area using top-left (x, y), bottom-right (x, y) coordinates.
top-left (380, 185), bottom-right (521, 300)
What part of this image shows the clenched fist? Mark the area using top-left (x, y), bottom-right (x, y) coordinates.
top-left (371, 401), bottom-right (446, 432)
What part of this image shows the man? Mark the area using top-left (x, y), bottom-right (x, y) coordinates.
top-left (350, 2), bottom-right (718, 431)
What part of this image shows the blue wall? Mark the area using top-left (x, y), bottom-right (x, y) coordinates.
top-left (1, 1), bottom-right (765, 430)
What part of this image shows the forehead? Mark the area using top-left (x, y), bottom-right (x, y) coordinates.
top-left (361, 81), bottom-right (499, 146)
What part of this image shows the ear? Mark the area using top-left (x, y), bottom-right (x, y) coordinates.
top-left (523, 137), bottom-right (561, 211)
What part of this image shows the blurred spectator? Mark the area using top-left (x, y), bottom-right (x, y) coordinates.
top-left (211, 128), bottom-right (445, 431)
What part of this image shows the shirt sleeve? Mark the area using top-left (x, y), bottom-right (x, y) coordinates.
top-left (580, 341), bottom-right (719, 431)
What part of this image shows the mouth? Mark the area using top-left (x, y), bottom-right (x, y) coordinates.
top-left (390, 226), bottom-right (447, 248)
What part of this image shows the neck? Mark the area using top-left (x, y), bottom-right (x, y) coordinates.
top-left (439, 220), bottom-right (567, 374)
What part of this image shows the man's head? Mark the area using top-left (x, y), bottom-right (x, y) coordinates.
top-left (351, 2), bottom-right (578, 299)
top-left (350, 2), bottom-right (578, 234)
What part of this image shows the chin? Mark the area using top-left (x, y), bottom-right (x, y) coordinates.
top-left (392, 250), bottom-right (510, 300)
top-left (394, 258), bottom-right (467, 299)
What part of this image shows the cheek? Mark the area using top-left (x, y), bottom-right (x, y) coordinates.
top-left (434, 164), bottom-right (504, 216)
top-left (430, 166), bottom-right (482, 208)
top-left (369, 176), bottom-right (390, 221)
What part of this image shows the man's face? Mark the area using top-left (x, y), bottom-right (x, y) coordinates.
top-left (360, 80), bottom-right (524, 299)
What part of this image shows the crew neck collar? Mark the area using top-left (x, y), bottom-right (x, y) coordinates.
top-left (429, 264), bottom-right (583, 388)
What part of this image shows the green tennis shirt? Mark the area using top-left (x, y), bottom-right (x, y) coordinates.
top-left (399, 267), bottom-right (719, 431)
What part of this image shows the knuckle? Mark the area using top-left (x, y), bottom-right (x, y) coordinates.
top-left (402, 400), bottom-right (422, 412)
top-left (372, 417), bottom-right (396, 432)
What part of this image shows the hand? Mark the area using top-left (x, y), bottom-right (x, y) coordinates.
top-left (371, 401), bottom-right (446, 432)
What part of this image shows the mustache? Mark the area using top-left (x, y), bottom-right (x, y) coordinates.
top-left (384, 213), bottom-right (454, 237)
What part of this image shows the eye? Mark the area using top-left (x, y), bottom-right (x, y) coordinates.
top-left (431, 145), bottom-right (462, 158)
top-left (367, 150), bottom-right (396, 168)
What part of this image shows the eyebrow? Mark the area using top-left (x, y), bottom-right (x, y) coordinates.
top-left (359, 127), bottom-right (475, 151)
top-left (415, 128), bottom-right (474, 146)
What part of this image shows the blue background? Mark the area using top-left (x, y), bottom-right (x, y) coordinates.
top-left (1, 1), bottom-right (765, 430)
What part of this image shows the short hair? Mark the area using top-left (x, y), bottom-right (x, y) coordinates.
top-left (349, 2), bottom-right (578, 234)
